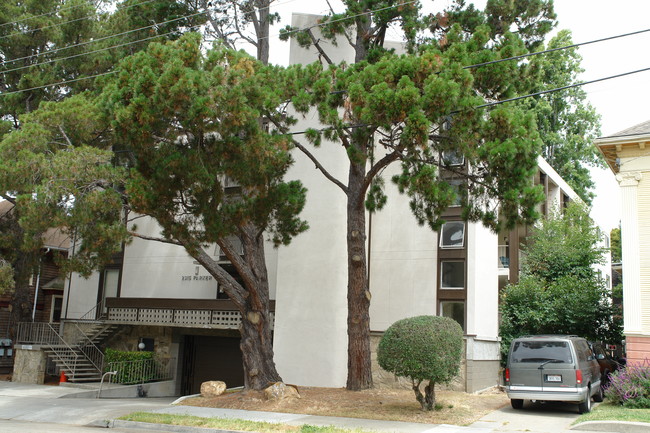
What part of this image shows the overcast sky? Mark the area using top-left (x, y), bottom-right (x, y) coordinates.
top-left (267, 0), bottom-right (650, 233)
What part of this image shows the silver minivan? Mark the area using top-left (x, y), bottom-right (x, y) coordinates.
top-left (505, 335), bottom-right (602, 413)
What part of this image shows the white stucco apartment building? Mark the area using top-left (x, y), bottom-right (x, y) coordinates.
top-left (13, 14), bottom-right (610, 393)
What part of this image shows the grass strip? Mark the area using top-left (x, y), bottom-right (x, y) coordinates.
top-left (574, 402), bottom-right (650, 424)
top-left (119, 412), bottom-right (374, 433)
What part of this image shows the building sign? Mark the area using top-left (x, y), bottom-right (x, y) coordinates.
top-left (181, 262), bottom-right (214, 282)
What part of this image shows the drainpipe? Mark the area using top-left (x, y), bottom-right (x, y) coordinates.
top-left (31, 248), bottom-right (49, 321)
top-left (64, 233), bottom-right (76, 321)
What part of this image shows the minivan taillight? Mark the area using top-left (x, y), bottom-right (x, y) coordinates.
top-left (505, 368), bottom-right (510, 383)
top-left (576, 370), bottom-right (583, 385)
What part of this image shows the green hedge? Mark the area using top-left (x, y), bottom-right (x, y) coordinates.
top-left (104, 348), bottom-right (157, 384)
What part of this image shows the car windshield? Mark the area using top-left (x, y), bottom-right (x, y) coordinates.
top-left (510, 341), bottom-right (573, 363)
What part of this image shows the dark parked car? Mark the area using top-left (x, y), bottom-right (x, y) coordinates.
top-left (589, 342), bottom-right (623, 387)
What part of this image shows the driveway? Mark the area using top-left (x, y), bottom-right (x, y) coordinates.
top-left (0, 381), bottom-right (175, 426)
top-left (470, 400), bottom-right (602, 433)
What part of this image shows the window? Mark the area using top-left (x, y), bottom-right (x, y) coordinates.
top-left (103, 269), bottom-right (119, 298)
top-left (440, 222), bottom-right (465, 248)
top-left (441, 150), bottom-right (465, 167)
top-left (440, 260), bottom-right (464, 289)
top-left (441, 301), bottom-right (465, 331)
top-left (448, 179), bottom-right (464, 207)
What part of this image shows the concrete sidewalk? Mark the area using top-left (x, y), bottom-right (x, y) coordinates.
top-left (109, 402), bottom-right (649, 433)
top-left (112, 405), bottom-right (492, 433)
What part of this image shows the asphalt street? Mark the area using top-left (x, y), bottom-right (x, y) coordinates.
top-left (0, 381), bottom-right (638, 433)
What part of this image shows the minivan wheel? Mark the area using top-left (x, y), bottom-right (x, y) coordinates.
top-left (511, 399), bottom-right (524, 409)
top-left (593, 384), bottom-right (604, 402)
top-left (578, 390), bottom-right (592, 414)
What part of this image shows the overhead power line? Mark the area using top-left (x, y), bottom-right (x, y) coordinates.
top-left (286, 66), bottom-right (650, 137)
top-left (0, 0), bottom-right (419, 75)
top-left (1, 0), bottom-right (649, 109)
top-left (0, 0), bottom-right (302, 68)
top-left (0, 0), bottom-right (159, 41)
top-left (0, 0), bottom-right (95, 28)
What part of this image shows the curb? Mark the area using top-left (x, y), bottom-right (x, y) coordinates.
top-left (110, 419), bottom-right (243, 433)
top-left (571, 421), bottom-right (650, 433)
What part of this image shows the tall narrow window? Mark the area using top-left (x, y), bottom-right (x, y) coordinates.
top-left (440, 301), bottom-right (465, 331)
top-left (440, 260), bottom-right (465, 289)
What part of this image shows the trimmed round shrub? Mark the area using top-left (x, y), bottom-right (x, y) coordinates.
top-left (377, 315), bottom-right (463, 410)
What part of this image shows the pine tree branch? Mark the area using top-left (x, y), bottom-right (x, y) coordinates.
top-left (306, 29), bottom-right (334, 65)
top-left (292, 139), bottom-right (348, 193)
top-left (364, 150), bottom-right (400, 192)
top-left (129, 232), bottom-right (182, 246)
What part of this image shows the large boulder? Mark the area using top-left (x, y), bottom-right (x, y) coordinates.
top-left (263, 382), bottom-right (300, 400)
top-left (200, 381), bottom-right (227, 397)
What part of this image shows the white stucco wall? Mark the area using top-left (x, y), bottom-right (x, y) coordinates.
top-left (273, 108), bottom-right (350, 387)
top-left (63, 272), bottom-right (101, 319)
top-left (466, 222), bottom-right (498, 340)
top-left (368, 163), bottom-right (438, 331)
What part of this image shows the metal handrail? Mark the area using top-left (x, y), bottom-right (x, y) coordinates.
top-left (78, 299), bottom-right (106, 321)
top-left (106, 356), bottom-right (176, 385)
top-left (72, 323), bottom-right (104, 373)
top-left (16, 322), bottom-right (79, 378)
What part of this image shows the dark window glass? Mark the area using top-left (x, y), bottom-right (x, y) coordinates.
top-left (441, 301), bottom-right (465, 331)
top-left (511, 341), bottom-right (572, 363)
top-left (442, 150), bottom-right (465, 166)
top-left (441, 261), bottom-right (464, 289)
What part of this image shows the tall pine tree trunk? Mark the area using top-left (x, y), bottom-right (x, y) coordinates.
top-left (192, 226), bottom-right (282, 390)
top-left (239, 227), bottom-right (281, 389)
top-left (346, 161), bottom-right (372, 390)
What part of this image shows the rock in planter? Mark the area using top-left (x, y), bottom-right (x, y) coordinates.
top-left (200, 380), bottom-right (227, 397)
top-left (263, 382), bottom-right (300, 400)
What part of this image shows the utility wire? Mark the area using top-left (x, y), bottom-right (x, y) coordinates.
top-left (1, 0), bottom-right (96, 28)
top-left (1, 0), bottom-right (648, 104)
top-left (285, 66), bottom-right (650, 137)
top-left (0, 0), bottom-right (419, 77)
top-left (465, 27), bottom-right (650, 71)
top-left (1, 13), bottom-right (209, 74)
top-left (0, 0), bottom-right (301, 68)
top-left (471, 66), bottom-right (650, 111)
top-left (0, 0), bottom-right (159, 41)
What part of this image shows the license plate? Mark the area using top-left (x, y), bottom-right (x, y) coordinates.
top-left (546, 375), bottom-right (562, 382)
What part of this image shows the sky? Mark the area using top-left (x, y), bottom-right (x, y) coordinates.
top-left (265, 0), bottom-right (650, 233)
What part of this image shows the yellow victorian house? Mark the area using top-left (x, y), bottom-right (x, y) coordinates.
top-left (596, 120), bottom-right (650, 364)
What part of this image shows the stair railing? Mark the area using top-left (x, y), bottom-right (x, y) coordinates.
top-left (71, 322), bottom-right (104, 373)
top-left (16, 322), bottom-right (79, 378)
top-left (78, 299), bottom-right (106, 321)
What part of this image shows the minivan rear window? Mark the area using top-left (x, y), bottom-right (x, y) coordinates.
top-left (510, 341), bottom-right (573, 363)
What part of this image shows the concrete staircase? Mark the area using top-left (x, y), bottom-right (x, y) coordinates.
top-left (16, 321), bottom-right (120, 383)
top-left (44, 345), bottom-right (103, 382)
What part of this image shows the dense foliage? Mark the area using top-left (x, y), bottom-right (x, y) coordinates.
top-left (104, 348), bottom-right (157, 384)
top-left (378, 316), bottom-right (463, 411)
top-left (522, 30), bottom-right (603, 203)
top-left (605, 360), bottom-right (650, 408)
top-left (281, 0), bottom-right (555, 390)
top-left (500, 203), bottom-right (623, 360)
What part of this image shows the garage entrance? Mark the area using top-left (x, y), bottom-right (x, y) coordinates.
top-left (181, 335), bottom-right (244, 395)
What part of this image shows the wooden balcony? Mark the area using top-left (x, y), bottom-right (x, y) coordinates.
top-left (105, 298), bottom-right (275, 329)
